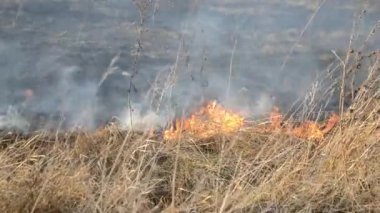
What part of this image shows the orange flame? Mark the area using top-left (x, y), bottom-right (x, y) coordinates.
top-left (164, 102), bottom-right (339, 141)
top-left (164, 100), bottom-right (245, 140)
top-left (269, 108), bottom-right (340, 140)
top-left (270, 106), bottom-right (283, 129)
top-left (322, 113), bottom-right (340, 134)
top-left (291, 122), bottom-right (324, 140)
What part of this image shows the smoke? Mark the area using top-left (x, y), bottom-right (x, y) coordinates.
top-left (120, 104), bottom-right (166, 131)
top-left (0, 0), bottom-right (377, 132)
top-left (0, 106), bottom-right (30, 132)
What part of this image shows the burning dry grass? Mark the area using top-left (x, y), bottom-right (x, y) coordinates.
top-left (0, 92), bottom-right (378, 212)
top-left (2, 66), bottom-right (380, 213)
top-left (0, 45), bottom-right (378, 211)
top-left (164, 100), bottom-right (245, 140)
top-left (0, 1), bottom-right (378, 211)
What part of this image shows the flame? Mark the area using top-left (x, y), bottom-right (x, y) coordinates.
top-left (291, 122), bottom-right (324, 140)
top-left (270, 106), bottom-right (283, 129)
top-left (164, 100), bottom-right (245, 140)
top-left (164, 102), bottom-right (339, 141)
top-left (322, 113), bottom-right (340, 134)
top-left (269, 107), bottom-right (340, 140)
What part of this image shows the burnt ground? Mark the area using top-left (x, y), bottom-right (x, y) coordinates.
top-left (0, 0), bottom-right (379, 130)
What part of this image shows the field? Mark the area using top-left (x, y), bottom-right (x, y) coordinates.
top-left (0, 62), bottom-right (379, 212)
top-left (0, 0), bottom-right (379, 212)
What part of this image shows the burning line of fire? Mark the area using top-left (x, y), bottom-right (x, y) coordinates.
top-left (164, 100), bottom-right (340, 141)
top-left (272, 111), bottom-right (340, 140)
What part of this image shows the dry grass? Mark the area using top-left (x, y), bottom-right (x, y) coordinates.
top-left (0, 73), bottom-right (378, 212)
top-left (0, 1), bottom-right (378, 212)
top-left (0, 47), bottom-right (378, 212)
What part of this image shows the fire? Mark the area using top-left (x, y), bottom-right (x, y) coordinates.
top-left (270, 106), bottom-right (283, 129)
top-left (164, 100), bottom-right (245, 140)
top-left (164, 101), bottom-right (339, 141)
top-left (291, 122), bottom-right (324, 140)
top-left (269, 108), bottom-right (340, 140)
top-left (322, 113), bottom-right (340, 134)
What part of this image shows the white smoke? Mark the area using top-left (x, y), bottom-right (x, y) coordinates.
top-left (120, 105), bottom-right (166, 131)
top-left (0, 106), bottom-right (30, 132)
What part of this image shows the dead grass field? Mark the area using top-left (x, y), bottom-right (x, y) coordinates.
top-left (0, 60), bottom-right (378, 212)
top-left (0, 1), bottom-right (379, 212)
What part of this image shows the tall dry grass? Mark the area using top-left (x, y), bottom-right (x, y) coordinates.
top-left (0, 51), bottom-right (378, 212)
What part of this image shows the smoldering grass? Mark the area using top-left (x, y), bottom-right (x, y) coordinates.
top-left (0, 83), bottom-right (378, 212)
top-left (0, 2), bottom-right (379, 211)
top-left (0, 48), bottom-right (378, 212)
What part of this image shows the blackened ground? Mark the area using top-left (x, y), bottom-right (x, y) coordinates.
top-left (0, 0), bottom-right (378, 130)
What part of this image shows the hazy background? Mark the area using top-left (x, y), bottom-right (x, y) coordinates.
top-left (0, 0), bottom-right (378, 130)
